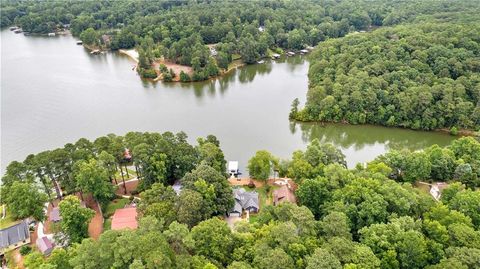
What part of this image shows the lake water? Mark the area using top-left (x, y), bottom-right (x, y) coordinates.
top-left (0, 30), bottom-right (455, 174)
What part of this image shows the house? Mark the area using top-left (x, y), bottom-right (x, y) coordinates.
top-left (49, 207), bottom-right (61, 223)
top-left (0, 221), bottom-right (30, 254)
top-left (36, 236), bottom-right (54, 256)
top-left (228, 188), bottom-right (259, 217)
top-left (111, 207), bottom-right (138, 230)
top-left (273, 185), bottom-right (296, 205)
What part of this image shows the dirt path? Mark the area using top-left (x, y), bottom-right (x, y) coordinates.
top-left (83, 195), bottom-right (103, 240)
top-left (12, 249), bottom-right (25, 269)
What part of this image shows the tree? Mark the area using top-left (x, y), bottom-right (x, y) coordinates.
top-left (1, 181), bottom-right (47, 221)
top-left (182, 163), bottom-right (233, 216)
top-left (253, 248), bottom-right (295, 269)
top-left (190, 218), bottom-right (234, 266)
top-left (320, 211), bottom-right (352, 239)
top-left (176, 189), bottom-right (208, 228)
top-left (138, 183), bottom-right (177, 225)
top-left (74, 159), bottom-right (114, 203)
top-left (80, 28), bottom-right (98, 45)
top-left (59, 195), bottom-right (95, 243)
top-left (306, 248), bottom-right (342, 269)
top-left (248, 150), bottom-right (277, 181)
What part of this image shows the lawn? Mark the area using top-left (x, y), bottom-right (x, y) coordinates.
top-left (104, 198), bottom-right (130, 218)
top-left (113, 168), bottom-right (137, 181)
top-left (103, 218), bottom-right (112, 231)
top-left (0, 206), bottom-right (20, 229)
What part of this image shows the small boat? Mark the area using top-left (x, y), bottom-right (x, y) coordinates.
top-left (90, 49), bottom-right (101, 55)
top-left (257, 60), bottom-right (265, 64)
top-left (13, 29), bottom-right (23, 34)
top-left (76, 40), bottom-right (83, 45)
top-left (286, 51), bottom-right (295, 56)
top-left (48, 32), bottom-right (56, 37)
top-left (271, 53), bottom-right (280, 59)
top-left (300, 49), bottom-right (309, 54)
top-left (9, 26), bottom-right (18, 31)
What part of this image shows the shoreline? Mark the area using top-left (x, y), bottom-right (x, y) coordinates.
top-left (291, 119), bottom-right (477, 137)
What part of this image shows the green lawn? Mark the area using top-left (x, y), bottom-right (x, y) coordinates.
top-left (232, 53), bottom-right (242, 60)
top-left (114, 168), bottom-right (137, 181)
top-left (104, 198), bottom-right (130, 218)
top-left (103, 218), bottom-right (112, 231)
top-left (0, 206), bottom-right (20, 229)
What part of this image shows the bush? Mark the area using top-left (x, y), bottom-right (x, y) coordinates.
top-left (180, 71), bottom-right (191, 82)
top-left (139, 68), bottom-right (157, 79)
top-left (20, 245), bottom-right (32, 256)
top-left (450, 126), bottom-right (459, 136)
top-left (163, 72), bottom-right (173, 82)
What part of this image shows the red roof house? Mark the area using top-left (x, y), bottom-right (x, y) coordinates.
top-left (111, 207), bottom-right (138, 230)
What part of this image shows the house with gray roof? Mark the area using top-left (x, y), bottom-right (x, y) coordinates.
top-left (0, 221), bottom-right (31, 254)
top-left (228, 188), bottom-right (259, 217)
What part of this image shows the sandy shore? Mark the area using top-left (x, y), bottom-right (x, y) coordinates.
top-left (119, 49), bottom-right (139, 63)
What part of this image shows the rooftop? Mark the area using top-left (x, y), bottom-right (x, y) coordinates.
top-left (0, 221), bottom-right (30, 249)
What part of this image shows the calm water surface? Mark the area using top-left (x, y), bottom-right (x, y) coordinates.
top-left (1, 30), bottom-right (455, 174)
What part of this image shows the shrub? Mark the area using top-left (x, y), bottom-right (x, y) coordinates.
top-left (19, 245), bottom-right (32, 256)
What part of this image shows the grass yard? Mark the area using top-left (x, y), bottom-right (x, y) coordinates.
top-left (103, 218), bottom-right (112, 231)
top-left (114, 168), bottom-right (137, 181)
top-left (104, 198), bottom-right (130, 218)
top-left (0, 206), bottom-right (20, 229)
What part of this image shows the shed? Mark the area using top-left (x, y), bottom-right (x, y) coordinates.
top-left (111, 207), bottom-right (138, 230)
top-left (0, 221), bottom-right (30, 254)
top-left (36, 236), bottom-right (54, 256)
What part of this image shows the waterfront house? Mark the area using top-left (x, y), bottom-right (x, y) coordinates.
top-left (228, 188), bottom-right (259, 217)
top-left (111, 207), bottom-right (138, 230)
top-left (0, 221), bottom-right (30, 254)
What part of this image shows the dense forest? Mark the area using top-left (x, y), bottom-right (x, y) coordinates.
top-left (293, 10), bottom-right (480, 131)
top-left (3, 0), bottom-right (476, 81)
top-left (1, 130), bottom-right (480, 268)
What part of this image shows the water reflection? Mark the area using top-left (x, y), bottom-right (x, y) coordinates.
top-left (292, 121), bottom-right (454, 151)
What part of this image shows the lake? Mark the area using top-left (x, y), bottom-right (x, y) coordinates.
top-left (0, 30), bottom-right (455, 174)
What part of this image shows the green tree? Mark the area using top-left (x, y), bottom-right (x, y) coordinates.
top-left (59, 195), bottom-right (95, 243)
top-left (74, 159), bottom-right (114, 203)
top-left (248, 150), bottom-right (277, 181)
top-left (1, 181), bottom-right (47, 221)
top-left (190, 218), bottom-right (234, 266)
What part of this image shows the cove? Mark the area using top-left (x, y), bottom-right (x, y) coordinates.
top-left (0, 29), bottom-right (455, 173)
